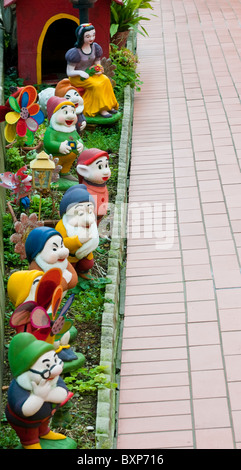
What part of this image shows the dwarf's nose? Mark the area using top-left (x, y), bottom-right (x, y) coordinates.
top-left (85, 219), bottom-right (91, 228)
top-left (50, 363), bottom-right (63, 378)
top-left (59, 246), bottom-right (69, 257)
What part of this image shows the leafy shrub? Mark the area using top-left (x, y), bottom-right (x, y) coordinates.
top-left (109, 44), bottom-right (143, 93)
top-left (69, 275), bottom-right (112, 323)
top-left (5, 146), bottom-right (25, 173)
top-left (64, 366), bottom-right (117, 394)
top-left (82, 125), bottom-right (121, 155)
top-left (4, 68), bottom-right (24, 102)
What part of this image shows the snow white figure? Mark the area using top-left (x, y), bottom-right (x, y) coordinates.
top-left (65, 23), bottom-right (119, 118)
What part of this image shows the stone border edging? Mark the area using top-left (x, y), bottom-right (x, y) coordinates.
top-left (95, 33), bottom-right (136, 449)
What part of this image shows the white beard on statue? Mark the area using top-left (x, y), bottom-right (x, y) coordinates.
top-left (62, 215), bottom-right (99, 259)
top-left (35, 254), bottom-right (72, 286)
top-left (50, 114), bottom-right (77, 133)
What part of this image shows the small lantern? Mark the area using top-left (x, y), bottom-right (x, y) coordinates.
top-left (30, 151), bottom-right (55, 219)
top-left (30, 151), bottom-right (55, 191)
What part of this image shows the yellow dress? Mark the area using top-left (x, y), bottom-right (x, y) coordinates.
top-left (65, 43), bottom-right (119, 117)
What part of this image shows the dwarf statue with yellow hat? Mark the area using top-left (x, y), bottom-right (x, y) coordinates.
top-left (7, 269), bottom-right (44, 308)
top-left (7, 268), bottom-right (83, 364)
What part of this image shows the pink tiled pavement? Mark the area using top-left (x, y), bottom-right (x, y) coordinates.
top-left (116, 0), bottom-right (241, 449)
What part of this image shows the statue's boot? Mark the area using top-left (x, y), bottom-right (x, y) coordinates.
top-left (40, 430), bottom-right (66, 440)
top-left (23, 443), bottom-right (42, 449)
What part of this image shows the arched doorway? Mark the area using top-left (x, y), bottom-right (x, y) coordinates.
top-left (37, 14), bottom-right (79, 84)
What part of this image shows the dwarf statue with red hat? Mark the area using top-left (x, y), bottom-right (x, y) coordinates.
top-left (38, 81), bottom-right (86, 135)
top-left (43, 95), bottom-right (84, 191)
top-left (76, 148), bottom-right (111, 225)
top-left (55, 79), bottom-right (86, 134)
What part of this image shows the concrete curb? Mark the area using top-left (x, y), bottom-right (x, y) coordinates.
top-left (95, 34), bottom-right (136, 449)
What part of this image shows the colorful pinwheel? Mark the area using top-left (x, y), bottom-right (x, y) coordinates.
top-left (4, 85), bottom-right (45, 145)
top-left (0, 88), bottom-right (23, 124)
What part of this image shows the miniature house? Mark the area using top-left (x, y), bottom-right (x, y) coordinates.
top-left (4, 0), bottom-right (120, 85)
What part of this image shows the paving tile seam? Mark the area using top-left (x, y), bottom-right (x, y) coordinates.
top-left (119, 367), bottom-right (228, 376)
top-left (121, 371), bottom-right (191, 382)
top-left (118, 426), bottom-right (231, 433)
top-left (118, 421), bottom-right (193, 429)
top-left (122, 333), bottom-right (187, 339)
top-left (121, 342), bottom-right (204, 347)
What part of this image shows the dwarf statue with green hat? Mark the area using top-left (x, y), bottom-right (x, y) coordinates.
top-left (5, 333), bottom-right (75, 449)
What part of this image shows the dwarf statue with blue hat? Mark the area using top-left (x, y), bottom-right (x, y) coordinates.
top-left (55, 184), bottom-right (99, 277)
top-left (24, 226), bottom-right (78, 296)
top-left (5, 333), bottom-right (76, 449)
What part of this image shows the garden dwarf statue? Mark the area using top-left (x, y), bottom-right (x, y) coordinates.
top-left (7, 268), bottom-right (83, 365)
top-left (43, 96), bottom-right (84, 190)
top-left (24, 226), bottom-right (78, 296)
top-left (7, 269), bottom-right (44, 307)
top-left (5, 332), bottom-right (75, 449)
top-left (76, 148), bottom-right (111, 226)
top-left (55, 79), bottom-right (86, 134)
top-left (55, 184), bottom-right (99, 277)
top-left (38, 82), bottom-right (86, 134)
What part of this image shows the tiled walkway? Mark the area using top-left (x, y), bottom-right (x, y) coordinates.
top-left (116, 0), bottom-right (241, 449)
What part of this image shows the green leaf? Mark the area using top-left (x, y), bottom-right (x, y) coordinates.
top-left (110, 0), bottom-right (154, 36)
top-left (9, 96), bottom-right (21, 113)
top-left (96, 247), bottom-right (106, 254)
top-left (110, 5), bottom-right (120, 23)
top-left (110, 23), bottom-right (119, 37)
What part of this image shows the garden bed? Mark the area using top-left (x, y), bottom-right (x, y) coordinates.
top-left (0, 33), bottom-right (136, 449)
